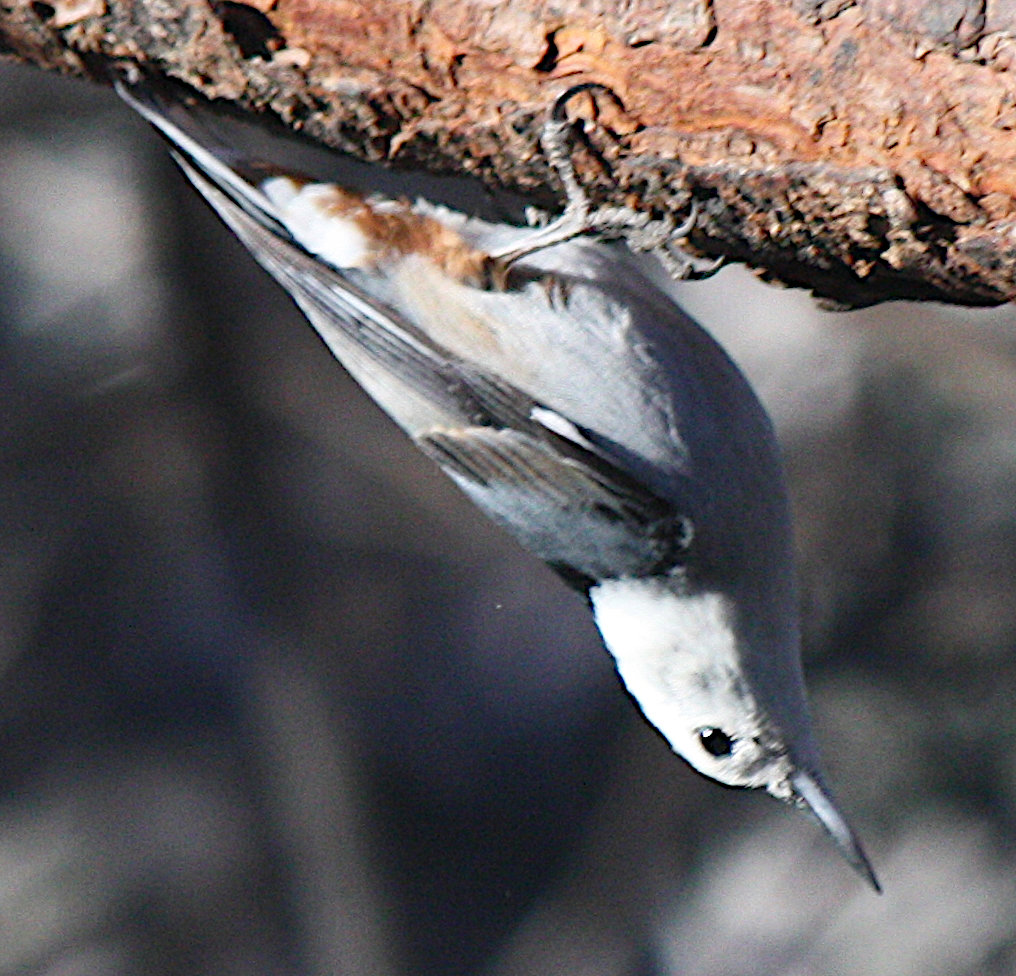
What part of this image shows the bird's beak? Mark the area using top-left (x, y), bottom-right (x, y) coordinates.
top-left (790, 769), bottom-right (881, 893)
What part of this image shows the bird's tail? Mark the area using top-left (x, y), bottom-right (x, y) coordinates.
top-left (114, 72), bottom-right (290, 237)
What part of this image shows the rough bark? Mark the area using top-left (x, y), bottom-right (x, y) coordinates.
top-left (2, 0), bottom-right (1015, 308)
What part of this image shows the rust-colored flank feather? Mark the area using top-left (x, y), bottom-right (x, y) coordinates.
top-left (298, 180), bottom-right (497, 286)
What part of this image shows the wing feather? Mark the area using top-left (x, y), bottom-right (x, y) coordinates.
top-left (419, 426), bottom-right (692, 584)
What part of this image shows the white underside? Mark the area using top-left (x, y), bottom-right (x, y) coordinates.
top-left (263, 177), bottom-right (371, 269)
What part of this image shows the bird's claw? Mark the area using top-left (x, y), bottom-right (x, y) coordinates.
top-left (492, 82), bottom-right (722, 280)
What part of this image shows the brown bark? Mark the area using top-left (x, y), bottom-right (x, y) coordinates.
top-left (2, 0), bottom-right (1015, 307)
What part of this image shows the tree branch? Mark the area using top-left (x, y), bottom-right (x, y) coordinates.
top-left (3, 0), bottom-right (1015, 307)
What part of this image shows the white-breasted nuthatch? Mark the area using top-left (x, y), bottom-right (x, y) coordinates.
top-left (116, 75), bottom-right (878, 890)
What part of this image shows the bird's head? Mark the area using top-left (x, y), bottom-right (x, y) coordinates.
top-left (590, 576), bottom-right (879, 890)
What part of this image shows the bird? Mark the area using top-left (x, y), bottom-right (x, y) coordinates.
top-left (115, 72), bottom-right (879, 891)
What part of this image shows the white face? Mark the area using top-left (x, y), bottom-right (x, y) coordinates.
top-left (590, 579), bottom-right (794, 798)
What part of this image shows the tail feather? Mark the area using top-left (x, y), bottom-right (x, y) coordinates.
top-left (115, 75), bottom-right (286, 235)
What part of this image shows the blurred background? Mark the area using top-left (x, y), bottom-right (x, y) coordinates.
top-left (1, 60), bottom-right (1015, 976)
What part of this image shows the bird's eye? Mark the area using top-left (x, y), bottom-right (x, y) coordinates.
top-left (698, 727), bottom-right (735, 757)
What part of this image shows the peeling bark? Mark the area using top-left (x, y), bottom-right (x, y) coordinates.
top-left (2, 0), bottom-right (1015, 307)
